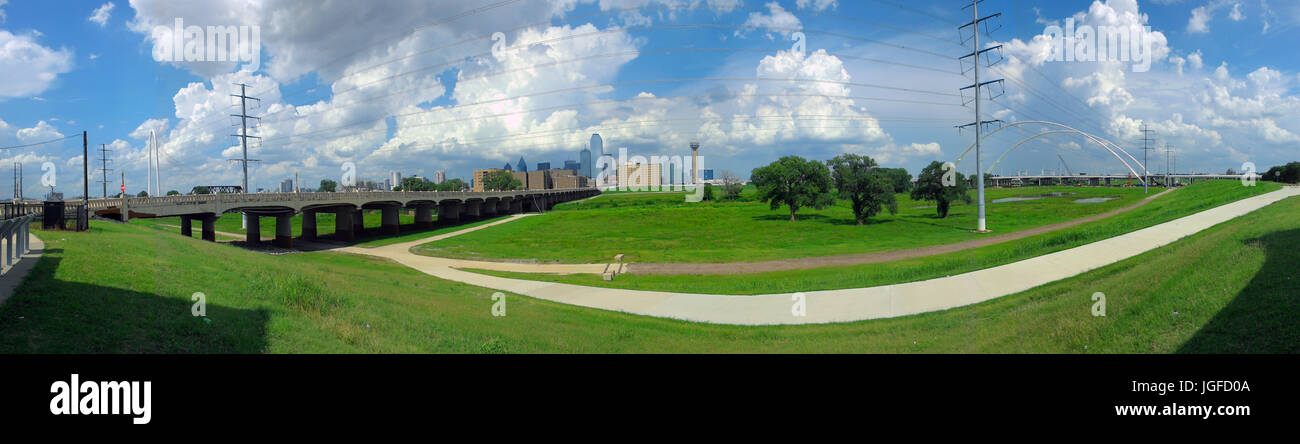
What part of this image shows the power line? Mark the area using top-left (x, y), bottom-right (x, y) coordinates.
top-left (1140, 122), bottom-right (1155, 194)
top-left (0, 134), bottom-right (77, 150)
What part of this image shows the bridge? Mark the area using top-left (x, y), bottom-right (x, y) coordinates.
top-left (62, 188), bottom-right (598, 247)
top-left (979, 173), bottom-right (1255, 188)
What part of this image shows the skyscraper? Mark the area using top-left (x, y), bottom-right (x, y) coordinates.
top-left (579, 148), bottom-right (592, 178)
top-left (433, 170), bottom-right (446, 184)
top-left (590, 134), bottom-right (604, 157)
top-left (517, 156), bottom-right (528, 173)
top-left (504, 163), bottom-right (513, 172)
top-left (564, 160), bottom-right (581, 172)
top-left (537, 162), bottom-right (551, 171)
top-left (390, 171), bottom-right (402, 190)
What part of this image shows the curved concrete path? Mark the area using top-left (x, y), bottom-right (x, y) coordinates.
top-left (341, 187), bottom-right (1300, 325)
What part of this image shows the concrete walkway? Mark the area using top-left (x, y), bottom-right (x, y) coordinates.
top-left (341, 187), bottom-right (1300, 325)
top-left (0, 233), bottom-right (46, 307)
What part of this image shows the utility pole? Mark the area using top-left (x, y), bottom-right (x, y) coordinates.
top-left (958, 0), bottom-right (1004, 233)
top-left (97, 143), bottom-right (113, 198)
top-left (82, 131), bottom-right (88, 231)
top-left (12, 162), bottom-right (21, 201)
top-left (1140, 123), bottom-right (1155, 194)
top-left (230, 83), bottom-right (261, 229)
top-left (229, 83), bottom-right (262, 194)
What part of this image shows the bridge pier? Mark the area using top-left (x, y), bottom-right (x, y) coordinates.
top-left (381, 206), bottom-right (400, 235)
top-left (334, 208), bottom-right (354, 242)
top-left (510, 198), bottom-right (523, 214)
top-left (301, 210), bottom-right (317, 240)
top-left (245, 214), bottom-right (261, 244)
top-left (438, 201), bottom-right (461, 225)
top-left (352, 208), bottom-right (364, 238)
top-left (180, 215), bottom-right (193, 237)
top-left (414, 204), bottom-right (434, 229)
top-left (201, 215), bottom-right (217, 242)
top-left (463, 200), bottom-right (482, 220)
top-left (497, 199), bottom-right (510, 214)
top-left (274, 215), bottom-right (293, 248)
top-left (482, 199), bottom-right (498, 217)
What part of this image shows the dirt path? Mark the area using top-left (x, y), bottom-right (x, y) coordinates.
top-left (627, 188), bottom-right (1175, 275)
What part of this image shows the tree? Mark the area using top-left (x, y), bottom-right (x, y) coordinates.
top-left (750, 155), bottom-right (834, 222)
top-left (911, 161), bottom-right (971, 219)
top-left (319, 179), bottom-right (337, 193)
top-left (437, 178), bottom-right (468, 191)
top-left (482, 170), bottom-right (522, 191)
top-left (191, 186), bottom-right (210, 195)
top-left (827, 154), bottom-right (898, 225)
top-left (400, 177), bottom-right (433, 191)
top-left (719, 170), bottom-right (745, 200)
top-left (136, 190), bottom-right (149, 197)
top-left (166, 190), bottom-right (180, 196)
top-left (703, 183), bottom-right (715, 201)
top-left (1261, 162), bottom-right (1300, 184)
top-left (877, 168), bottom-right (913, 193)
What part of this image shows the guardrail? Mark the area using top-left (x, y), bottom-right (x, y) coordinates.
top-left (0, 214), bottom-right (36, 275)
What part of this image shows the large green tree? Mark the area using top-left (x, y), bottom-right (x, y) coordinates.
top-left (751, 155), bottom-right (834, 222)
top-left (910, 161), bottom-right (971, 219)
top-left (827, 154), bottom-right (898, 225)
top-left (877, 168), bottom-right (913, 193)
top-left (1261, 162), bottom-right (1300, 184)
top-left (482, 170), bottom-right (522, 191)
top-left (318, 179), bottom-right (337, 193)
top-left (437, 178), bottom-right (468, 191)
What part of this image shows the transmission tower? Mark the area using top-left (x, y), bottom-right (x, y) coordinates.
top-left (229, 83), bottom-right (262, 194)
top-left (1140, 123), bottom-right (1155, 194)
top-left (957, 0), bottom-right (1004, 233)
top-left (12, 162), bottom-right (21, 201)
top-left (1165, 144), bottom-right (1176, 187)
top-left (96, 143), bottom-right (114, 198)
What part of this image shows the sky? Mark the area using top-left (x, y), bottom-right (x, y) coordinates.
top-left (0, 0), bottom-right (1297, 197)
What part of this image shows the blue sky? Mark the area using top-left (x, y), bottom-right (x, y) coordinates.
top-left (0, 0), bottom-right (1298, 197)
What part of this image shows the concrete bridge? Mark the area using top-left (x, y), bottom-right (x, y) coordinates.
top-left (84, 188), bottom-right (599, 247)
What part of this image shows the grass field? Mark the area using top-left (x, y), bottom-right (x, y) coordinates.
top-left (2, 187), bottom-right (1295, 353)
top-left (416, 185), bottom-right (1154, 264)
top-left (469, 181), bottom-right (1282, 294)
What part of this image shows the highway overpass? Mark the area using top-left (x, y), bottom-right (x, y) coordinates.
top-left (979, 174), bottom-right (1256, 187)
top-left (53, 188), bottom-right (598, 247)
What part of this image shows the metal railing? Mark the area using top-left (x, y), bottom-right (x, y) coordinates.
top-left (0, 213), bottom-right (36, 275)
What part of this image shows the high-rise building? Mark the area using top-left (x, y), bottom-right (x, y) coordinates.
top-left (390, 171), bottom-right (402, 190)
top-left (433, 170), bottom-right (446, 184)
top-left (618, 161), bottom-right (662, 191)
top-left (591, 133), bottom-right (604, 157)
top-left (517, 156), bottom-right (528, 173)
top-left (564, 160), bottom-right (580, 171)
top-left (537, 162), bottom-right (551, 171)
top-left (504, 163), bottom-right (513, 172)
top-left (701, 169), bottom-right (715, 181)
top-left (580, 146), bottom-right (593, 178)
top-left (280, 179), bottom-right (293, 193)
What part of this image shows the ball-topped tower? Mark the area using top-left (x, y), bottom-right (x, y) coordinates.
top-left (690, 140), bottom-right (701, 184)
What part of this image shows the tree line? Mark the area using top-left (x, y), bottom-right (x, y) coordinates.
top-left (751, 155), bottom-right (970, 224)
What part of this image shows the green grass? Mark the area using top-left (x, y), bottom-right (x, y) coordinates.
top-left (2, 191), bottom-right (1297, 353)
top-left (469, 181), bottom-right (1283, 294)
top-left (416, 185), bottom-right (1154, 263)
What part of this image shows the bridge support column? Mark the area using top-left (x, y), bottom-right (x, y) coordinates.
top-left (414, 204), bottom-right (434, 229)
top-left (245, 214), bottom-right (261, 244)
top-left (352, 209), bottom-right (364, 238)
top-left (334, 208), bottom-right (354, 242)
top-left (510, 198), bottom-right (523, 213)
top-left (438, 202), bottom-right (461, 225)
top-left (463, 200), bottom-right (482, 220)
top-left (482, 200), bottom-right (498, 217)
top-left (274, 215), bottom-right (293, 248)
top-left (381, 206), bottom-right (400, 235)
top-left (180, 215), bottom-right (193, 237)
top-left (302, 210), bottom-right (317, 240)
top-left (201, 215), bottom-right (217, 242)
top-left (496, 199), bottom-right (509, 214)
